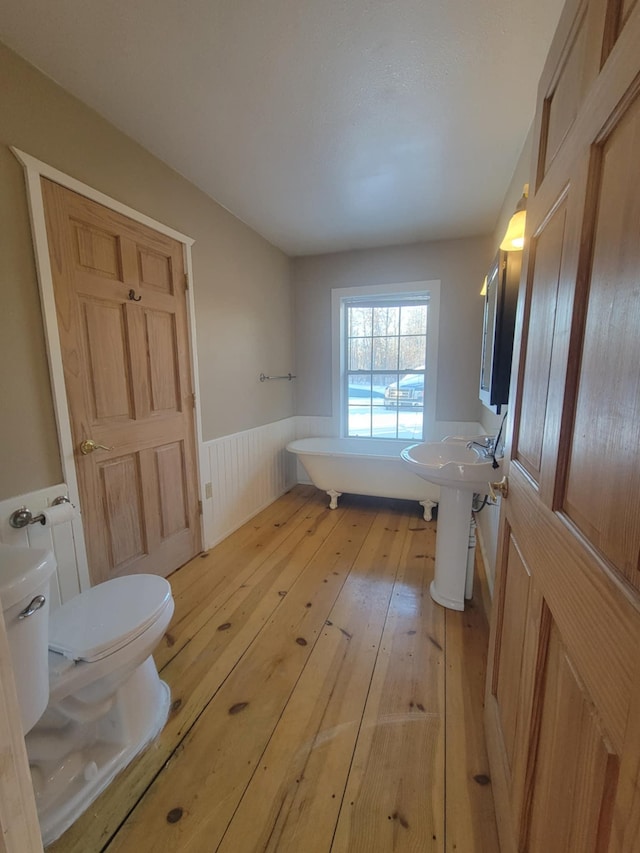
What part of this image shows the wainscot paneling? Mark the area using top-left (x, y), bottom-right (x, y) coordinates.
top-left (0, 419), bottom-right (493, 594)
top-left (0, 485), bottom-right (87, 609)
top-left (203, 417), bottom-right (299, 548)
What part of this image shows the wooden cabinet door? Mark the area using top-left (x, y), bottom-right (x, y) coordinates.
top-left (43, 180), bottom-right (201, 584)
top-left (485, 1), bottom-right (640, 850)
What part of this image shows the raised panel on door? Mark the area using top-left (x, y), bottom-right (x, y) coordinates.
top-left (154, 442), bottom-right (189, 540)
top-left (562, 88), bottom-right (640, 590)
top-left (99, 454), bottom-right (147, 575)
top-left (72, 220), bottom-right (122, 280)
top-left (537, 0), bottom-right (608, 185)
top-left (513, 199), bottom-right (567, 483)
top-left (493, 536), bottom-right (532, 775)
top-left (602, 0), bottom-right (639, 61)
top-left (137, 244), bottom-right (174, 294)
top-left (80, 298), bottom-right (133, 423)
top-left (145, 309), bottom-right (181, 414)
top-left (525, 618), bottom-right (618, 851)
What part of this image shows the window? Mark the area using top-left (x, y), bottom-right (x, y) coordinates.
top-left (332, 281), bottom-right (440, 441)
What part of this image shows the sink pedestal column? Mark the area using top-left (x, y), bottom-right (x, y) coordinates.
top-left (430, 485), bottom-right (473, 611)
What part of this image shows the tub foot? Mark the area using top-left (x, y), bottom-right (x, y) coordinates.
top-left (326, 489), bottom-right (342, 510)
top-left (419, 499), bottom-right (438, 521)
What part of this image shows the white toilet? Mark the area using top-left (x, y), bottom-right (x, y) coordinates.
top-left (0, 542), bottom-right (174, 846)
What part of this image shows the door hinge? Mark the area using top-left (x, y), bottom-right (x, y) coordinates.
top-left (190, 392), bottom-right (196, 408)
top-left (184, 273), bottom-right (189, 290)
top-left (198, 499), bottom-right (203, 516)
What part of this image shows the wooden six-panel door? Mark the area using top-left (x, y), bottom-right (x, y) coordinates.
top-left (43, 180), bottom-right (201, 585)
top-left (485, 0), bottom-right (640, 850)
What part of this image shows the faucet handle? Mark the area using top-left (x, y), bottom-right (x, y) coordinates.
top-left (466, 435), bottom-right (495, 451)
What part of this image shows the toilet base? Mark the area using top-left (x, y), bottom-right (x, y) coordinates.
top-left (27, 656), bottom-right (171, 846)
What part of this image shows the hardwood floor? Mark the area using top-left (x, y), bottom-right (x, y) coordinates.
top-left (49, 486), bottom-right (499, 852)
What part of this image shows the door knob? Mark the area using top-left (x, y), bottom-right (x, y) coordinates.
top-left (488, 476), bottom-right (509, 501)
top-left (79, 439), bottom-right (114, 455)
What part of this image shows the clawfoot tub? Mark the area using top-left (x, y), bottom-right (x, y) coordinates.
top-left (287, 437), bottom-right (438, 520)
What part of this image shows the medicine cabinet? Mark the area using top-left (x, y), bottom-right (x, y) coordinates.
top-left (479, 249), bottom-right (521, 414)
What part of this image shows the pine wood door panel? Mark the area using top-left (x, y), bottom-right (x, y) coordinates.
top-left (154, 442), bottom-right (189, 540)
top-left (537, 0), bottom-right (608, 185)
top-left (81, 299), bottom-right (133, 421)
top-left (494, 535), bottom-right (532, 775)
top-left (603, 0), bottom-right (639, 61)
top-left (100, 455), bottom-right (146, 570)
top-left (73, 220), bottom-right (122, 279)
top-left (526, 619), bottom-right (618, 852)
top-left (514, 200), bottom-right (567, 482)
top-left (620, 0), bottom-right (638, 25)
top-left (42, 179), bottom-right (200, 585)
top-left (145, 309), bottom-right (181, 413)
top-left (137, 245), bottom-right (174, 294)
top-left (563, 90), bottom-right (640, 587)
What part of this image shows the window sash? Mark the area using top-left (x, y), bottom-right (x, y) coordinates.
top-left (343, 300), bottom-right (428, 440)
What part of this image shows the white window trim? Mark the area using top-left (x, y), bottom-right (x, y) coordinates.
top-left (331, 280), bottom-right (440, 442)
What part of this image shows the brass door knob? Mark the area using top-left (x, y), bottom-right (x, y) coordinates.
top-left (489, 476), bottom-right (509, 500)
top-left (79, 439), bottom-right (114, 455)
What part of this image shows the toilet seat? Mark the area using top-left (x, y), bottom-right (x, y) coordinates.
top-left (48, 574), bottom-right (172, 662)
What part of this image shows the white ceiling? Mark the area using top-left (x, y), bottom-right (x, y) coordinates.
top-left (0, 0), bottom-right (564, 256)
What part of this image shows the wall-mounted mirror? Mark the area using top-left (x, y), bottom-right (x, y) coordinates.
top-left (479, 249), bottom-right (521, 414)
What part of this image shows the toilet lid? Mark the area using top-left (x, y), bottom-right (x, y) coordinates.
top-left (48, 574), bottom-right (173, 662)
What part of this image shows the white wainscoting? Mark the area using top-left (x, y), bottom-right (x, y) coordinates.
top-left (202, 417), bottom-right (299, 548)
top-left (0, 418), bottom-right (492, 595)
top-left (0, 485), bottom-right (87, 610)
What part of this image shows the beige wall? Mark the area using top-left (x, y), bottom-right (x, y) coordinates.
top-left (0, 42), bottom-right (293, 501)
top-left (292, 236), bottom-right (492, 421)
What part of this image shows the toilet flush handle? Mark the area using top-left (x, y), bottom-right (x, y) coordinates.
top-left (18, 595), bottom-right (46, 619)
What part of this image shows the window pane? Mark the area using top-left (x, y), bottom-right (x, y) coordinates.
top-left (400, 304), bottom-right (427, 335)
top-left (342, 294), bottom-right (429, 442)
top-left (347, 405), bottom-right (372, 437)
top-left (372, 336), bottom-right (398, 371)
top-left (399, 335), bottom-right (427, 369)
top-left (348, 375), bottom-right (371, 404)
top-left (370, 407), bottom-right (424, 439)
top-left (372, 306), bottom-right (399, 336)
top-left (349, 306), bottom-right (372, 338)
top-left (348, 337), bottom-right (371, 371)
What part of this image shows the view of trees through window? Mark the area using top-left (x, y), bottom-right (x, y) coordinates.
top-left (345, 300), bottom-right (428, 439)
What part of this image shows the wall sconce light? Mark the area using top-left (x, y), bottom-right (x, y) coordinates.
top-left (500, 184), bottom-right (528, 251)
top-left (480, 276), bottom-right (487, 297)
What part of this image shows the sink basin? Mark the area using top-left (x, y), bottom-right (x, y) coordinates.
top-left (401, 441), bottom-right (496, 492)
top-left (400, 441), bottom-right (500, 611)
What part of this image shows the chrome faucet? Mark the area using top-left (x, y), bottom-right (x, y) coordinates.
top-left (466, 436), bottom-right (496, 458)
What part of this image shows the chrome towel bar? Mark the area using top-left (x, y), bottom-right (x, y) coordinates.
top-left (259, 373), bottom-right (296, 382)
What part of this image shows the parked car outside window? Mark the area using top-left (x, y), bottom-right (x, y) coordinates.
top-left (384, 372), bottom-right (425, 408)
top-left (348, 384), bottom-right (386, 405)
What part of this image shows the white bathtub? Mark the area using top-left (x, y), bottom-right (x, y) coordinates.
top-left (286, 437), bottom-right (438, 520)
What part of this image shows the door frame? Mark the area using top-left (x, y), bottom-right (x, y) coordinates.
top-left (12, 148), bottom-right (208, 591)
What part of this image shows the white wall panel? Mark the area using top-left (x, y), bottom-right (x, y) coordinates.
top-left (0, 485), bottom-right (84, 609)
top-left (203, 417), bottom-right (298, 548)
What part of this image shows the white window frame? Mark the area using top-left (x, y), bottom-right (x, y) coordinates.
top-left (331, 280), bottom-right (440, 442)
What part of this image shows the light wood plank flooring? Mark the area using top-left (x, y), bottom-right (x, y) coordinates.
top-left (49, 486), bottom-right (499, 852)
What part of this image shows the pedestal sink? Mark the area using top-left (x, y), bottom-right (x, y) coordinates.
top-left (401, 442), bottom-right (498, 611)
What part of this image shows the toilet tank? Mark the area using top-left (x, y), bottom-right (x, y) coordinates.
top-left (0, 543), bottom-right (56, 733)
